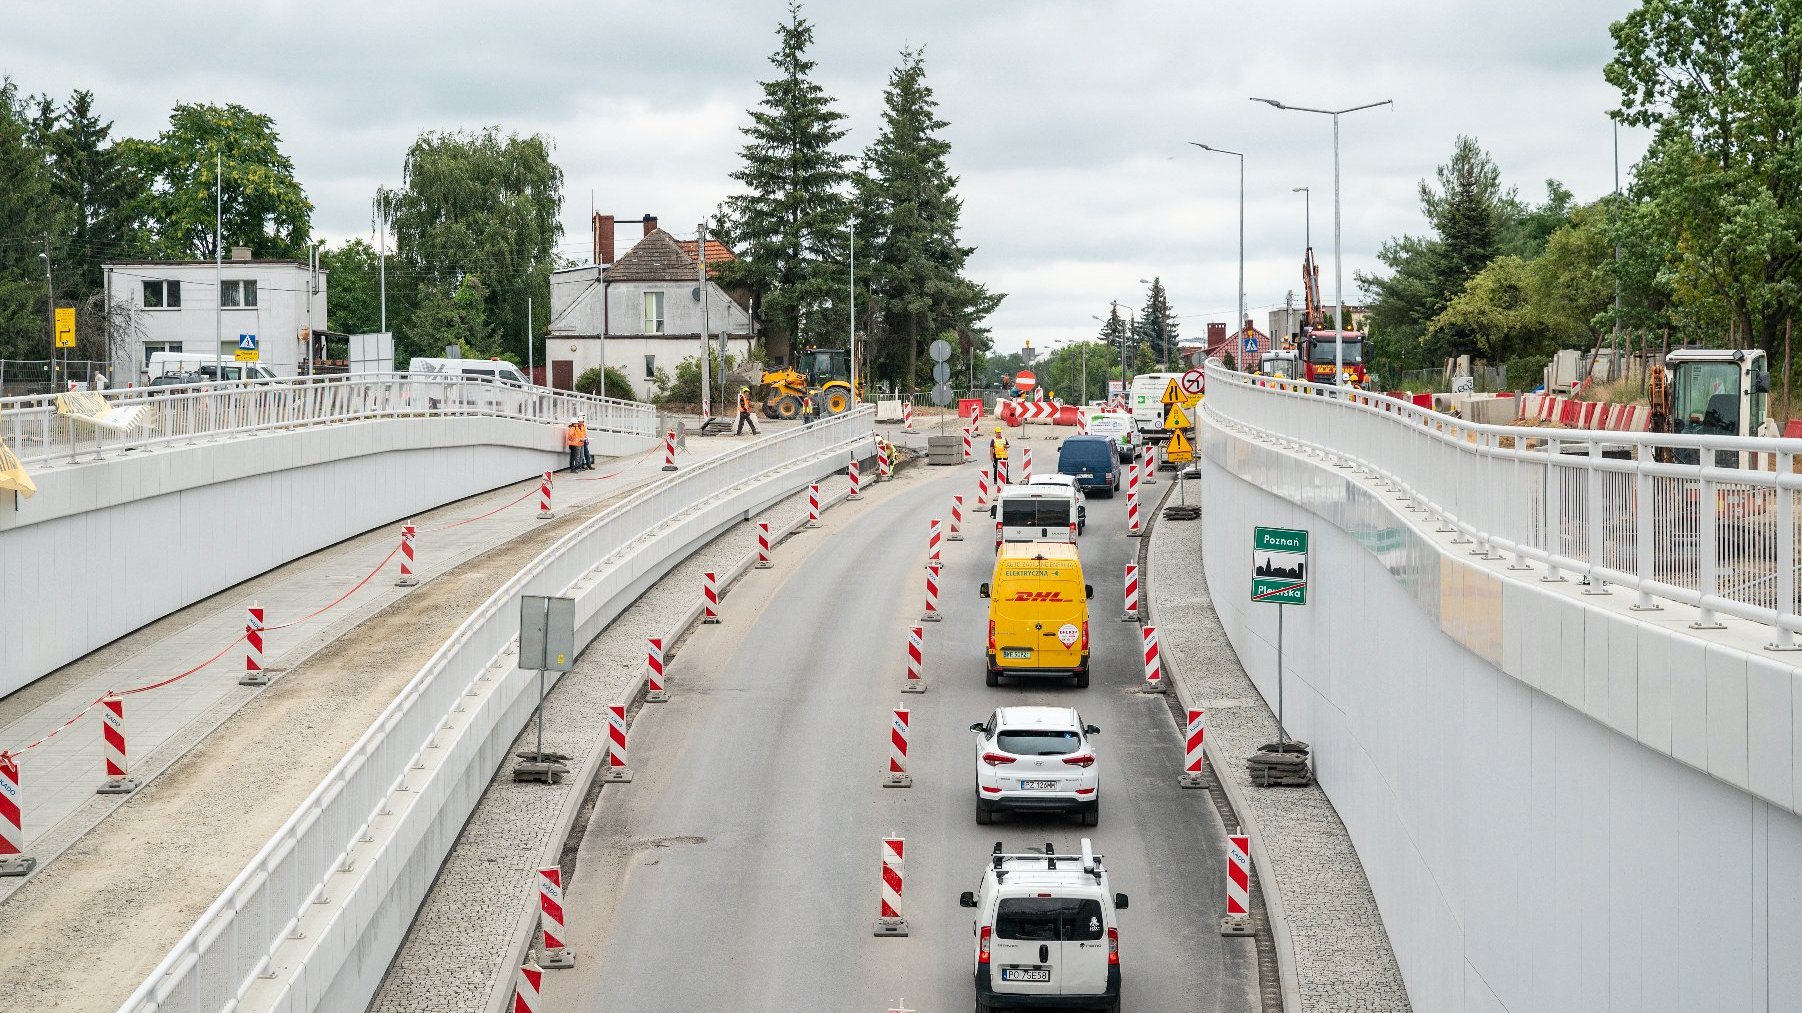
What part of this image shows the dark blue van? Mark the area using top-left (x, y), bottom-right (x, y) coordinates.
top-left (1058, 435), bottom-right (1120, 496)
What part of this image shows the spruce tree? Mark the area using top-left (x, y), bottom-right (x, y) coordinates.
top-left (718, 2), bottom-right (852, 353)
top-left (0, 79), bottom-right (52, 361)
top-left (48, 91), bottom-right (145, 295)
top-left (1134, 277), bottom-right (1179, 370)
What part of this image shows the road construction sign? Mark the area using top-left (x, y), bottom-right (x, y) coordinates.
top-left (1251, 526), bottom-right (1308, 605)
top-left (54, 307), bottom-right (75, 349)
top-left (1161, 377), bottom-right (1182, 405)
top-left (1164, 402), bottom-right (1191, 431)
top-left (1164, 427), bottom-right (1194, 464)
top-left (234, 333), bottom-right (259, 362)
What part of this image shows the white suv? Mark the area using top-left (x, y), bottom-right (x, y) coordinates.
top-left (970, 707), bottom-right (1101, 825)
top-left (959, 838), bottom-right (1128, 1013)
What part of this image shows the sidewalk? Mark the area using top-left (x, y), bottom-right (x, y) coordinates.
top-left (0, 425), bottom-right (775, 898)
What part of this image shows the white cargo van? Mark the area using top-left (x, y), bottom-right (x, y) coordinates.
top-left (407, 357), bottom-right (528, 386)
top-left (993, 484), bottom-right (1079, 548)
top-left (1128, 372), bottom-right (1180, 440)
top-left (959, 839), bottom-right (1127, 1012)
top-left (146, 352), bottom-right (280, 383)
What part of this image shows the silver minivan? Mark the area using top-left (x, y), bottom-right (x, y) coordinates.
top-left (960, 839), bottom-right (1126, 1012)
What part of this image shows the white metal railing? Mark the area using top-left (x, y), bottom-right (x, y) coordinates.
top-left (0, 372), bottom-right (656, 468)
top-left (1204, 362), bottom-right (1802, 645)
top-left (118, 407), bottom-right (874, 1013)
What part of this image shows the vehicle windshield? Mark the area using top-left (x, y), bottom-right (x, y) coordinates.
top-left (801, 350), bottom-right (843, 383)
top-left (1260, 357), bottom-right (1299, 378)
top-left (997, 729), bottom-right (1080, 755)
top-left (1306, 339), bottom-right (1363, 364)
top-left (996, 897), bottom-right (1105, 941)
top-left (1672, 361), bottom-right (1741, 437)
top-left (1001, 499), bottom-right (1072, 527)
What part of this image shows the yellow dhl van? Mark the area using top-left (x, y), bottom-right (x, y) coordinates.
top-left (981, 543), bottom-right (1094, 688)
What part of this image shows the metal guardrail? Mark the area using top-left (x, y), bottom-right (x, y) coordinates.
top-left (1204, 363), bottom-right (1802, 646)
top-left (0, 373), bottom-right (655, 468)
top-left (118, 407), bottom-right (875, 1013)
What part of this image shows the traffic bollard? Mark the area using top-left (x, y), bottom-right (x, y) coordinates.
top-left (0, 751), bottom-right (35, 876)
top-left (645, 636), bottom-right (668, 703)
top-left (514, 961), bottom-right (544, 1012)
top-left (962, 427), bottom-right (973, 462)
top-left (878, 441), bottom-right (892, 480)
top-left (902, 625), bottom-right (927, 693)
top-left (806, 483), bottom-right (821, 528)
top-left (661, 430), bottom-right (678, 472)
top-left (755, 521), bottom-right (773, 568)
top-left (538, 471), bottom-right (555, 519)
top-left (702, 571), bottom-right (720, 624)
top-left (1126, 486), bottom-right (1142, 537)
top-left (922, 562), bottom-right (942, 622)
top-left (902, 402), bottom-right (915, 433)
top-left (1143, 444), bottom-right (1158, 485)
top-left (1180, 709), bottom-right (1208, 788)
top-left (848, 453), bottom-right (863, 500)
top-left (97, 694), bottom-right (138, 795)
top-left (874, 836), bottom-right (909, 936)
top-left (538, 867), bottom-right (576, 968)
top-left (1021, 447), bottom-right (1033, 482)
top-left (976, 467), bottom-right (990, 510)
top-left (1141, 625), bottom-right (1164, 693)
top-left (948, 495), bottom-right (964, 540)
top-left (604, 705), bottom-right (633, 782)
top-left (1221, 834), bottom-right (1253, 936)
top-left (241, 602), bottom-right (268, 686)
top-left (927, 518), bottom-right (943, 569)
top-left (1122, 563), bottom-right (1140, 621)
top-left (885, 707), bottom-right (912, 788)
top-left (396, 524), bottom-right (418, 587)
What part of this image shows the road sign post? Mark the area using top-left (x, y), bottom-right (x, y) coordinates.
top-left (516, 595), bottom-right (576, 782)
top-left (234, 333), bottom-right (259, 362)
top-left (1252, 526), bottom-right (1308, 747)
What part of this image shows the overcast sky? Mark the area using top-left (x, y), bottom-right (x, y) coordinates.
top-left (2, 0), bottom-right (1647, 353)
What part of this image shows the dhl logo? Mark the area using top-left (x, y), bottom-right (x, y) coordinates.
top-left (1012, 591), bottom-right (1067, 602)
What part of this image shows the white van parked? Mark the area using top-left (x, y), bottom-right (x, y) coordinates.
top-left (993, 483), bottom-right (1079, 547)
top-left (959, 838), bottom-right (1127, 1012)
top-left (1128, 372), bottom-right (1181, 440)
top-left (146, 352), bottom-right (280, 383)
top-left (407, 357), bottom-right (528, 386)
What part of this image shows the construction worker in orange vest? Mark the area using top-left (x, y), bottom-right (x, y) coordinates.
top-left (736, 385), bottom-right (760, 435)
top-left (564, 418), bottom-right (584, 472)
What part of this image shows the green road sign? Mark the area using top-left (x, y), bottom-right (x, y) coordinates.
top-left (1252, 525), bottom-right (1308, 605)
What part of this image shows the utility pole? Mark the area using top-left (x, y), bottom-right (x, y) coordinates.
top-left (377, 198), bottom-right (387, 335)
top-left (41, 235), bottom-right (54, 391)
top-left (527, 294), bottom-right (534, 386)
top-left (848, 219), bottom-right (857, 406)
top-left (697, 222), bottom-right (711, 419)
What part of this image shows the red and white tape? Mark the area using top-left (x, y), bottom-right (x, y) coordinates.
top-left (885, 707), bottom-right (911, 788)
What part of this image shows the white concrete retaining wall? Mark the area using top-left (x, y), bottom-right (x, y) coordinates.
top-left (0, 416), bottom-right (652, 697)
top-left (1201, 419), bottom-right (1802, 1013)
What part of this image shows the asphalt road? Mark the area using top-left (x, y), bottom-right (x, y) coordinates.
top-left (545, 443), bottom-right (1260, 1012)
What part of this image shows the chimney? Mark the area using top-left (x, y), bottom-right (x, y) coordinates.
top-left (595, 213), bottom-right (615, 265)
top-left (642, 214), bottom-right (658, 237)
top-left (230, 246), bottom-right (252, 261)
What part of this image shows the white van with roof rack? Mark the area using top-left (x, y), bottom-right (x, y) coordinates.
top-left (959, 838), bottom-right (1127, 1012)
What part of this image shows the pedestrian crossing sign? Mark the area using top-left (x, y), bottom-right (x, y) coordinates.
top-left (234, 333), bottom-right (259, 362)
top-left (1164, 402), bottom-right (1190, 431)
top-left (1164, 428), bottom-right (1194, 463)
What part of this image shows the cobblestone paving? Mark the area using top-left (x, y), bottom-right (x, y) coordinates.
top-left (1150, 475), bottom-right (1412, 1013)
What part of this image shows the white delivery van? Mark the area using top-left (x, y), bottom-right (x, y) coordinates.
top-left (959, 838), bottom-right (1127, 1012)
top-left (1128, 372), bottom-right (1181, 441)
top-left (993, 483), bottom-right (1079, 547)
top-left (146, 352), bottom-right (280, 383)
top-left (1082, 411), bottom-right (1140, 463)
top-left (407, 357), bottom-right (528, 386)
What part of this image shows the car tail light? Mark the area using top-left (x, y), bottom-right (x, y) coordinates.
top-left (1080, 620), bottom-right (1089, 651)
top-left (1061, 753), bottom-right (1095, 767)
top-left (1069, 522), bottom-right (1076, 540)
top-left (1075, 786), bottom-right (1096, 795)
top-left (1108, 927), bottom-right (1119, 965)
top-left (981, 785), bottom-right (1003, 794)
top-left (979, 925), bottom-right (993, 964)
top-left (981, 751), bottom-right (1017, 766)
top-left (988, 620), bottom-right (997, 652)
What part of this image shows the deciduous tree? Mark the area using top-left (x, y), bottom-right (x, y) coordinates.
top-left (123, 103), bottom-right (311, 260)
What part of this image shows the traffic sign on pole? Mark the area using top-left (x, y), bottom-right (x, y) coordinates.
top-left (1251, 526), bottom-right (1308, 604)
top-left (1180, 368), bottom-right (1205, 397)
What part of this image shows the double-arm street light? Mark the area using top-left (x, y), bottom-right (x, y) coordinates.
top-left (1251, 96), bottom-right (1392, 381)
top-left (1188, 143), bottom-right (1245, 356)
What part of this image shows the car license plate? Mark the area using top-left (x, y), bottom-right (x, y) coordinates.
top-left (1002, 967), bottom-right (1051, 982)
top-left (1002, 648), bottom-right (1032, 660)
top-left (1020, 779), bottom-right (1057, 789)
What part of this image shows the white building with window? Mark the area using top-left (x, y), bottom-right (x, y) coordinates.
top-left (546, 216), bottom-right (754, 399)
top-left (104, 250), bottom-right (327, 382)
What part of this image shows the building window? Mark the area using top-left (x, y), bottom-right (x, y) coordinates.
top-left (142, 280), bottom-right (181, 308)
top-left (142, 342), bottom-right (181, 366)
top-left (643, 291), bottom-right (665, 334)
top-left (644, 354), bottom-right (656, 379)
top-left (220, 279), bottom-right (258, 308)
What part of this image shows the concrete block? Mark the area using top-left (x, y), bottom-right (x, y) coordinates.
top-left (1604, 615), bottom-right (1638, 737)
top-left (1704, 645), bottom-right (1750, 789)
top-left (1636, 626), bottom-right (1674, 755)
top-left (1745, 655), bottom-right (1795, 810)
top-left (1584, 603), bottom-right (1610, 721)
top-left (1668, 634), bottom-right (1709, 770)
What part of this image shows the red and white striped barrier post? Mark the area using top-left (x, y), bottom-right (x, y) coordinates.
top-left (0, 751), bottom-right (34, 876)
top-left (1141, 625), bottom-right (1164, 693)
top-left (1126, 485), bottom-right (1142, 537)
top-left (1021, 447), bottom-right (1033, 482)
top-left (902, 625), bottom-right (926, 694)
top-left (513, 961), bottom-right (544, 1012)
top-left (1179, 708), bottom-right (1208, 788)
top-left (538, 866), bottom-right (576, 967)
top-left (996, 456), bottom-right (1009, 486)
top-left (927, 518), bottom-right (943, 569)
top-left (1076, 413), bottom-right (1088, 435)
top-left (805, 482), bottom-right (821, 528)
top-left (878, 440), bottom-right (892, 480)
top-left (396, 524), bottom-right (419, 587)
top-left (241, 602), bottom-right (268, 686)
top-left (848, 453), bottom-right (863, 500)
top-left (902, 401), bottom-right (915, 432)
top-left (97, 694), bottom-right (138, 794)
top-left (962, 427), bottom-right (973, 463)
top-left (537, 470), bottom-right (555, 519)
top-left (661, 429), bottom-right (678, 472)
top-left (969, 402), bottom-right (982, 426)
top-left (948, 495), bottom-right (964, 541)
top-left (604, 704), bottom-right (633, 782)
top-left (976, 467), bottom-right (990, 510)
top-left (922, 562), bottom-right (942, 622)
top-left (885, 707), bottom-right (912, 788)
top-left (645, 636), bottom-right (669, 703)
top-left (1122, 562), bottom-right (1140, 621)
top-left (874, 836), bottom-right (909, 936)
top-left (702, 571), bottom-right (721, 625)
top-left (755, 521), bottom-right (773, 569)
top-left (1221, 834), bottom-right (1252, 936)
top-left (1142, 443), bottom-right (1158, 485)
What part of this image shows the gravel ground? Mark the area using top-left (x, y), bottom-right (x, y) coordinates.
top-left (366, 470), bottom-right (855, 1013)
top-left (1149, 474), bottom-right (1412, 1013)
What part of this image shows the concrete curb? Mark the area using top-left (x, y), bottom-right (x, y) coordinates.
top-left (1142, 478), bottom-right (1303, 1013)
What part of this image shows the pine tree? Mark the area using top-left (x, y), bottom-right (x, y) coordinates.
top-left (1134, 277), bottom-right (1179, 370)
top-left (47, 91), bottom-right (145, 295)
top-left (0, 79), bottom-right (52, 361)
top-left (718, 2), bottom-right (853, 353)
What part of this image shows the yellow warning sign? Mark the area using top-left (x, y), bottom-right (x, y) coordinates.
top-left (1160, 377), bottom-right (1182, 405)
top-left (1164, 402), bottom-right (1191, 431)
top-left (54, 307), bottom-right (75, 349)
top-left (1164, 428), bottom-right (1194, 463)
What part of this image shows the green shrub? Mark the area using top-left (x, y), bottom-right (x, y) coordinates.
top-left (576, 366), bottom-right (637, 401)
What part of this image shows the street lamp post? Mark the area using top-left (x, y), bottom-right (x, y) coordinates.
top-left (1252, 96), bottom-right (1392, 383)
top-left (1292, 187), bottom-right (1310, 342)
top-left (847, 219), bottom-right (857, 405)
top-left (1189, 143), bottom-right (1245, 363)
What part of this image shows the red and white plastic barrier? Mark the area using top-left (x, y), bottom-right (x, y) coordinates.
top-left (969, 402), bottom-right (983, 426)
top-left (1126, 485), bottom-right (1142, 537)
top-left (396, 524), bottom-right (418, 587)
top-left (1180, 708), bottom-right (1207, 788)
top-left (995, 457), bottom-right (1009, 486)
top-left (513, 961), bottom-right (543, 1012)
top-left (976, 467), bottom-right (990, 510)
top-left (1122, 563), bottom-right (1140, 621)
top-left (661, 429), bottom-right (678, 471)
top-left (755, 521), bottom-right (773, 569)
top-left (645, 636), bottom-right (668, 702)
top-left (878, 441), bottom-right (892, 480)
top-left (848, 453), bottom-right (863, 500)
top-left (702, 571), bottom-right (721, 624)
top-left (242, 602), bottom-right (267, 686)
top-left (903, 625), bottom-right (926, 693)
top-left (806, 482), bottom-right (821, 528)
top-left (538, 866), bottom-right (575, 967)
top-left (875, 836), bottom-right (909, 935)
top-left (604, 704), bottom-right (633, 781)
top-left (962, 427), bottom-right (973, 462)
top-left (1142, 444), bottom-right (1157, 486)
top-left (922, 563), bottom-right (942, 622)
top-left (1222, 833), bottom-right (1252, 934)
top-left (948, 495), bottom-right (964, 541)
top-left (1140, 625), bottom-right (1163, 693)
top-left (902, 402), bottom-right (915, 432)
top-left (1021, 447), bottom-right (1033, 482)
top-left (885, 707), bottom-right (912, 788)
top-left (537, 471), bottom-right (555, 519)
top-left (928, 518), bottom-right (943, 568)
top-left (0, 751), bottom-right (31, 876)
top-left (98, 694), bottom-right (136, 794)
